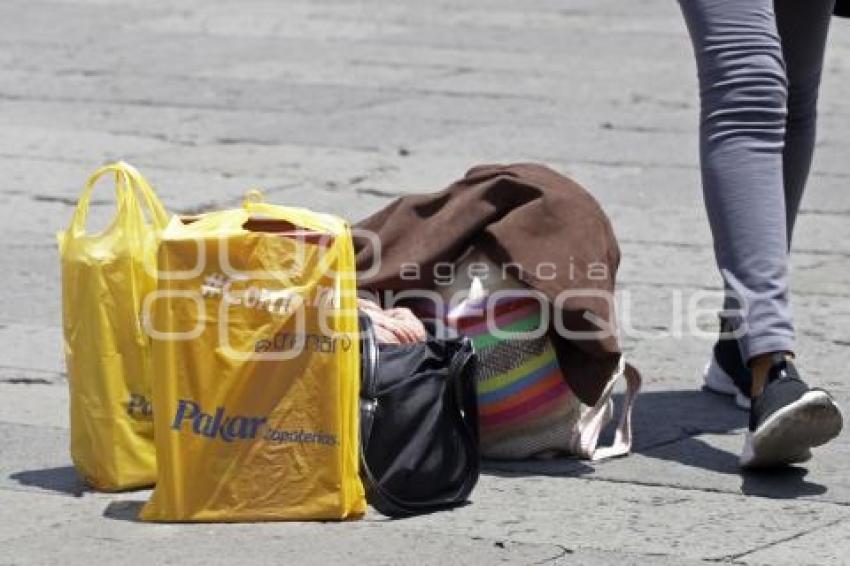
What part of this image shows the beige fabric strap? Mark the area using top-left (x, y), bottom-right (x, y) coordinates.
top-left (573, 358), bottom-right (642, 460)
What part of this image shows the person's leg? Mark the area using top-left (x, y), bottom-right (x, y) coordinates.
top-left (749, 0), bottom-right (836, 394)
top-left (699, 0), bottom-right (838, 405)
top-left (678, 0), bottom-right (793, 367)
top-left (775, 0), bottom-right (836, 242)
top-left (680, 0), bottom-right (843, 467)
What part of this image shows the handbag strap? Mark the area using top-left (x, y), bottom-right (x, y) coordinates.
top-left (574, 357), bottom-right (642, 460)
top-left (358, 312), bottom-right (381, 448)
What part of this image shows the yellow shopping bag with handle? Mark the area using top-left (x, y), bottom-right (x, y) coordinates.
top-left (140, 192), bottom-right (365, 521)
top-left (58, 162), bottom-right (169, 491)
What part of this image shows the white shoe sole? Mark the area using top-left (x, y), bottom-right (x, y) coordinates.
top-left (740, 390), bottom-right (844, 468)
top-left (703, 355), bottom-right (751, 410)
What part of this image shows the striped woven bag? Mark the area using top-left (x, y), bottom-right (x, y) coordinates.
top-left (440, 254), bottom-right (640, 461)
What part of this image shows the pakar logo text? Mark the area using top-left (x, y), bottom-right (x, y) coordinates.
top-left (170, 399), bottom-right (339, 446)
top-left (171, 399), bottom-right (267, 442)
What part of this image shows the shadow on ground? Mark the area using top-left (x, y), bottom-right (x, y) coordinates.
top-left (102, 500), bottom-right (146, 522)
top-left (482, 388), bottom-right (828, 499)
top-left (8, 467), bottom-right (149, 521)
top-left (9, 466), bottom-right (89, 497)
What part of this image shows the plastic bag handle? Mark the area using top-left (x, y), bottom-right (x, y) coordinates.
top-left (117, 161), bottom-right (169, 229)
top-left (70, 162), bottom-right (168, 237)
top-left (69, 163), bottom-right (132, 237)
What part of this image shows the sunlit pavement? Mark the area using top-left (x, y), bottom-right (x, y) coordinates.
top-left (1, 1), bottom-right (849, 563)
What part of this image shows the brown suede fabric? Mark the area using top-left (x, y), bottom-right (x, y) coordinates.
top-left (353, 163), bottom-right (623, 406)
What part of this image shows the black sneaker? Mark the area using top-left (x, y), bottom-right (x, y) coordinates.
top-left (740, 354), bottom-right (844, 468)
top-left (703, 317), bottom-right (752, 410)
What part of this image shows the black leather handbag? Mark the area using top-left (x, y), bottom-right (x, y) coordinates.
top-left (358, 312), bottom-right (479, 518)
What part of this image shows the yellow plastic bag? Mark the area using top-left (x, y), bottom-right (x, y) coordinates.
top-left (58, 162), bottom-right (169, 491)
top-left (140, 195), bottom-right (366, 522)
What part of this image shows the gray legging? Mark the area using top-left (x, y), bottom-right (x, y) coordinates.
top-left (678, 0), bottom-right (836, 362)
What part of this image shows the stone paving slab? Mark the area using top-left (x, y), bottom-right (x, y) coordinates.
top-left (0, 384), bottom-right (67, 428)
top-left (584, 428), bottom-right (850, 505)
top-left (741, 518), bottom-right (850, 566)
top-left (0, 385), bottom-right (850, 557)
top-left (2, 433), bottom-right (848, 565)
top-left (620, 243), bottom-right (850, 297)
top-left (0, 422), bottom-right (76, 497)
top-left (0, 489), bottom-right (716, 566)
top-left (0, 97), bottom-right (472, 153)
top-left (0, 325), bottom-right (63, 378)
top-left (397, 474), bottom-right (850, 562)
top-left (0, 68), bottom-right (402, 116)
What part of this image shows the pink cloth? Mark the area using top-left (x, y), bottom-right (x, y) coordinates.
top-left (358, 299), bottom-right (427, 344)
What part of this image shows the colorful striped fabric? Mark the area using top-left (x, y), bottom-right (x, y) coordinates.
top-left (449, 295), bottom-right (581, 459)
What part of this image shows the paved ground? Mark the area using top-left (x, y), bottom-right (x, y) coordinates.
top-left (1, 0), bottom-right (849, 564)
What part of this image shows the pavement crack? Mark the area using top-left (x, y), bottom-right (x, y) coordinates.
top-left (620, 238), bottom-right (707, 251)
top-left (390, 86), bottom-right (552, 103)
top-left (356, 187), bottom-right (405, 199)
top-left (215, 136), bottom-right (280, 147)
top-left (710, 517), bottom-right (848, 562)
top-left (531, 543), bottom-right (572, 564)
top-left (599, 121), bottom-right (689, 134)
top-left (32, 194), bottom-right (108, 207)
top-left (632, 428), bottom-right (703, 453)
top-left (576, 474), bottom-right (850, 509)
top-left (0, 377), bottom-right (54, 385)
top-left (799, 208), bottom-right (850, 217)
top-left (0, 365), bottom-right (65, 380)
top-left (0, 90), bottom-right (319, 117)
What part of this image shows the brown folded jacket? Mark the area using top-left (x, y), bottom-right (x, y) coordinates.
top-left (354, 163), bottom-right (621, 406)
